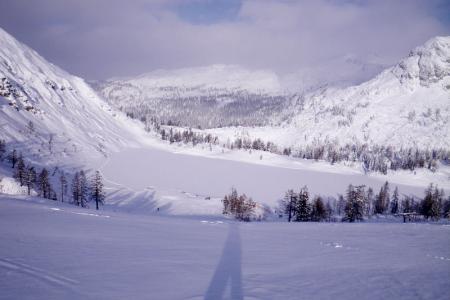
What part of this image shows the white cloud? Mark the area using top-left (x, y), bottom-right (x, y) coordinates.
top-left (0, 0), bottom-right (448, 79)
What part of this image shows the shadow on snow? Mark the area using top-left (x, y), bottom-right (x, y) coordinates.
top-left (204, 223), bottom-right (243, 300)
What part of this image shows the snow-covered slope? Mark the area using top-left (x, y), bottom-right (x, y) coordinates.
top-left (0, 27), bottom-right (143, 166)
top-left (211, 36), bottom-right (450, 150)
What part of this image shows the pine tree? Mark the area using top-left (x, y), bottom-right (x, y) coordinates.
top-left (79, 170), bottom-right (89, 208)
top-left (344, 185), bottom-right (365, 222)
top-left (366, 187), bottom-right (374, 216)
top-left (37, 168), bottom-right (51, 199)
top-left (374, 181), bottom-right (390, 214)
top-left (59, 172), bottom-right (68, 203)
top-left (295, 186), bottom-right (311, 222)
top-left (431, 186), bottom-right (443, 219)
top-left (443, 196), bottom-right (450, 219)
top-left (402, 196), bottom-right (414, 213)
top-left (325, 201), bottom-right (333, 221)
top-left (7, 149), bottom-right (18, 168)
top-left (311, 196), bottom-right (327, 221)
top-left (91, 170), bottom-right (105, 210)
top-left (13, 154), bottom-right (26, 186)
top-left (336, 194), bottom-right (345, 216)
top-left (25, 166), bottom-right (36, 195)
top-left (421, 184), bottom-right (441, 220)
top-left (0, 139), bottom-right (6, 161)
top-left (72, 172), bottom-right (81, 206)
top-left (281, 189), bottom-right (297, 222)
top-left (390, 187), bottom-right (399, 214)
top-left (383, 181), bottom-right (391, 212)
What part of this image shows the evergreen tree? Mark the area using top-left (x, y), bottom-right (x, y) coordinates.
top-left (366, 187), bottom-right (374, 216)
top-left (390, 186), bottom-right (399, 214)
top-left (336, 194), bottom-right (346, 216)
top-left (281, 189), bottom-right (297, 222)
top-left (325, 201), bottom-right (333, 221)
top-left (402, 196), bottom-right (414, 213)
top-left (295, 186), bottom-right (311, 222)
top-left (344, 185), bottom-right (365, 222)
top-left (7, 149), bottom-right (18, 168)
top-left (311, 196), bottom-right (327, 221)
top-left (374, 181), bottom-right (390, 214)
top-left (421, 184), bottom-right (441, 220)
top-left (91, 171), bottom-right (105, 210)
top-left (13, 154), bottom-right (26, 186)
top-left (72, 172), bottom-right (81, 206)
top-left (79, 170), bottom-right (89, 208)
top-left (443, 196), bottom-right (450, 219)
top-left (0, 139), bottom-right (6, 160)
top-left (37, 168), bottom-right (51, 199)
top-left (25, 166), bottom-right (36, 195)
top-left (59, 172), bottom-right (68, 203)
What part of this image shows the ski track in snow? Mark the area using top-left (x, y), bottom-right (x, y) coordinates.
top-left (0, 258), bottom-right (78, 287)
top-left (48, 207), bottom-right (111, 218)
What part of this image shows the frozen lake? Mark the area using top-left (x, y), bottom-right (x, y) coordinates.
top-left (102, 147), bottom-right (430, 204)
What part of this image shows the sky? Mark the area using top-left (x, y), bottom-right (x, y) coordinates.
top-left (0, 0), bottom-right (449, 80)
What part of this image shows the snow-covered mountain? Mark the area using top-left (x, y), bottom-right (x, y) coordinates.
top-left (94, 56), bottom-right (388, 129)
top-left (0, 27), bottom-right (143, 167)
top-left (288, 36), bottom-right (450, 149)
top-left (94, 64), bottom-right (293, 128)
top-left (95, 36), bottom-right (449, 151)
top-left (208, 37), bottom-right (450, 151)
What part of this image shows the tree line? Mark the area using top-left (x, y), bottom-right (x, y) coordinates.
top-left (1, 140), bottom-right (105, 210)
top-left (141, 118), bottom-right (448, 174)
top-left (278, 181), bottom-right (449, 222)
top-left (222, 181), bottom-right (450, 222)
top-left (118, 89), bottom-right (290, 129)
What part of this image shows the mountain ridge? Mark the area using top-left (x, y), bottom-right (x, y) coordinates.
top-left (0, 27), bottom-right (143, 167)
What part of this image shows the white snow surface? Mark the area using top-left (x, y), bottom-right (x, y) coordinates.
top-left (0, 196), bottom-right (449, 300)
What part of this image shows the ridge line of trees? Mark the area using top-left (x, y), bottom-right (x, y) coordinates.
top-left (141, 121), bottom-right (449, 174)
top-left (222, 182), bottom-right (449, 222)
top-left (276, 181), bottom-right (449, 222)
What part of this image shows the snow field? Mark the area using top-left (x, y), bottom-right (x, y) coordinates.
top-left (0, 196), bottom-right (449, 300)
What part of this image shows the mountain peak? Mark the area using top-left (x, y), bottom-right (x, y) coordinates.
top-left (393, 36), bottom-right (450, 86)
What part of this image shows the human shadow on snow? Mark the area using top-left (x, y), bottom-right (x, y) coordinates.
top-left (204, 223), bottom-right (243, 300)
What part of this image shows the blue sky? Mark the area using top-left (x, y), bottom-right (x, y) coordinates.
top-left (175, 0), bottom-right (242, 24)
top-left (0, 0), bottom-right (448, 79)
top-left (174, 0), bottom-right (450, 26)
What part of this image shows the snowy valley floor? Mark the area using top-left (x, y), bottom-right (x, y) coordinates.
top-left (98, 144), bottom-right (450, 216)
top-left (1, 196), bottom-right (449, 300)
